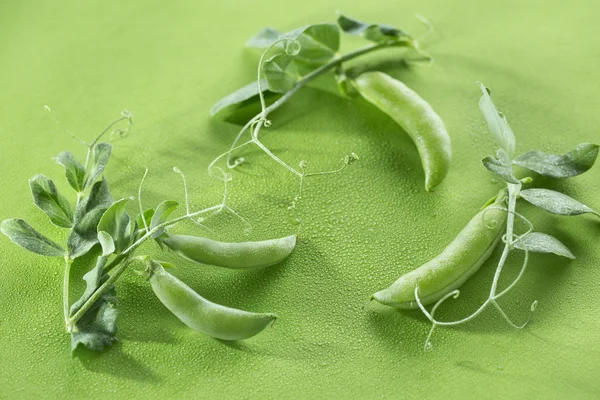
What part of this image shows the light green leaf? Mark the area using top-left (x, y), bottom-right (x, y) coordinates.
top-left (337, 13), bottom-right (410, 44)
top-left (85, 142), bottom-right (112, 188)
top-left (246, 27), bottom-right (282, 48)
top-left (97, 198), bottom-right (134, 254)
top-left (514, 232), bottom-right (575, 259)
top-left (482, 149), bottom-right (520, 184)
top-left (513, 143), bottom-right (599, 178)
top-left (136, 208), bottom-right (155, 231)
top-left (282, 23), bottom-right (339, 65)
top-left (150, 200), bottom-right (178, 238)
top-left (210, 79), bottom-right (271, 116)
top-left (477, 82), bottom-right (516, 158)
top-left (520, 188), bottom-right (600, 217)
top-left (29, 174), bottom-right (73, 228)
top-left (54, 151), bottom-right (86, 192)
top-left (263, 53), bottom-right (299, 93)
top-left (249, 24), bottom-right (339, 64)
top-left (1, 218), bottom-right (66, 257)
top-left (97, 231), bottom-right (115, 256)
top-left (68, 177), bottom-right (113, 258)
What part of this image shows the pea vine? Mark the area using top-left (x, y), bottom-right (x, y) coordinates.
top-left (414, 83), bottom-right (599, 349)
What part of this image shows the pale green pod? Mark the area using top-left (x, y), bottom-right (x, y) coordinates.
top-left (161, 234), bottom-right (296, 269)
top-left (149, 261), bottom-right (276, 340)
top-left (373, 191), bottom-right (507, 309)
top-left (353, 71), bottom-right (452, 191)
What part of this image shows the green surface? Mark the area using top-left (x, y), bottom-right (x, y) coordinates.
top-left (1, 0), bottom-right (599, 398)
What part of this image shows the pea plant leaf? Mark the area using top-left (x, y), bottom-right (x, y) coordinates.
top-left (514, 232), bottom-right (575, 259)
top-left (54, 151), bottom-right (86, 192)
top-left (263, 53), bottom-right (299, 93)
top-left (513, 143), bottom-right (599, 178)
top-left (29, 174), bottom-right (74, 228)
top-left (150, 200), bottom-right (178, 238)
top-left (136, 207), bottom-right (155, 232)
top-left (0, 218), bottom-right (66, 257)
top-left (70, 255), bottom-right (118, 353)
top-left (478, 82), bottom-right (516, 158)
top-left (337, 13), bottom-right (411, 44)
top-left (84, 143), bottom-right (112, 188)
top-left (97, 198), bottom-right (134, 254)
top-left (210, 79), bottom-right (273, 116)
top-left (68, 177), bottom-right (113, 258)
top-left (482, 149), bottom-right (520, 184)
top-left (71, 298), bottom-right (118, 353)
top-left (97, 231), bottom-right (115, 256)
top-left (70, 255), bottom-right (109, 314)
top-left (282, 23), bottom-right (340, 65)
top-left (249, 23), bottom-right (340, 65)
top-left (520, 188), bottom-right (600, 217)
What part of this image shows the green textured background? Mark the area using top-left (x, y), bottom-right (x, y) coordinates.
top-left (1, 0), bottom-right (599, 398)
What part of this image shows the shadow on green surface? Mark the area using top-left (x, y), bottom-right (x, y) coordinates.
top-left (75, 344), bottom-right (162, 383)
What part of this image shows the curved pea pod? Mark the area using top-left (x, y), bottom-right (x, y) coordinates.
top-left (160, 233), bottom-right (296, 269)
top-left (372, 191), bottom-right (507, 309)
top-left (149, 261), bottom-right (276, 340)
top-left (353, 71), bottom-right (452, 191)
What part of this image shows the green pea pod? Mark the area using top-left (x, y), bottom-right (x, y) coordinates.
top-left (149, 261), bottom-right (276, 340)
top-left (160, 234), bottom-right (296, 269)
top-left (372, 191), bottom-right (507, 309)
top-left (353, 71), bottom-right (452, 191)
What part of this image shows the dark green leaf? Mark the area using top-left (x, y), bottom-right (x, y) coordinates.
top-left (263, 53), bottom-right (299, 93)
top-left (520, 188), bottom-right (600, 217)
top-left (246, 27), bottom-right (282, 48)
top-left (54, 151), bottom-right (86, 192)
top-left (68, 178), bottom-right (113, 258)
top-left (513, 143), bottom-right (599, 178)
top-left (70, 299), bottom-right (118, 353)
top-left (150, 200), bottom-right (178, 238)
top-left (477, 82), bottom-right (516, 158)
top-left (1, 219), bottom-right (66, 257)
top-left (29, 174), bottom-right (73, 228)
top-left (97, 198), bottom-right (134, 254)
top-left (85, 143), bottom-right (112, 188)
top-left (337, 13), bottom-right (410, 43)
top-left (70, 256), bottom-right (109, 314)
top-left (210, 79), bottom-right (271, 116)
top-left (514, 232), bottom-right (575, 259)
top-left (482, 149), bottom-right (520, 184)
top-left (70, 254), bottom-right (120, 353)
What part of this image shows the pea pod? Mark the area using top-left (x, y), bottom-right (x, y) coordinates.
top-left (353, 71), bottom-right (452, 191)
top-left (160, 233), bottom-right (296, 269)
top-left (149, 260), bottom-right (276, 340)
top-left (372, 191), bottom-right (507, 309)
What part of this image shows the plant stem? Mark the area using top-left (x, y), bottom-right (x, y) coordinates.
top-left (490, 183), bottom-right (520, 296)
top-left (63, 257), bottom-right (73, 331)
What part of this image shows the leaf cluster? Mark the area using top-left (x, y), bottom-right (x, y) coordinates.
top-left (211, 13), bottom-right (413, 116)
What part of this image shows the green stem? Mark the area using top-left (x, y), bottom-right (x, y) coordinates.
top-left (490, 183), bottom-right (520, 296)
